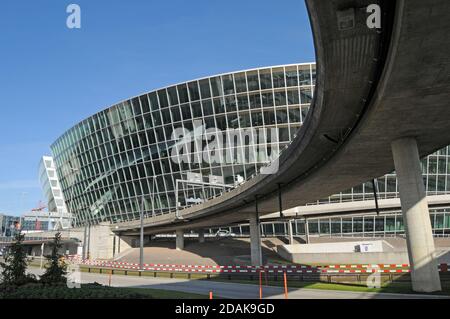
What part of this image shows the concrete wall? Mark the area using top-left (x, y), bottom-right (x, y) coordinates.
top-left (277, 245), bottom-right (450, 265)
top-left (282, 240), bottom-right (391, 254)
top-left (86, 223), bottom-right (132, 260)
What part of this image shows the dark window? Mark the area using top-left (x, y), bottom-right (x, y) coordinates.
top-left (151, 111), bottom-right (162, 126)
top-left (274, 91), bottom-right (287, 106)
top-left (177, 84), bottom-right (189, 103)
top-left (191, 102), bottom-right (202, 118)
top-left (262, 92), bottom-right (274, 108)
top-left (288, 108), bottom-right (301, 122)
top-left (161, 109), bottom-right (171, 123)
top-left (188, 81), bottom-right (200, 101)
top-left (276, 108), bottom-right (288, 124)
top-left (199, 79), bottom-right (211, 99)
top-left (259, 69), bottom-right (272, 90)
top-left (202, 99), bottom-right (214, 116)
top-left (222, 74), bottom-right (235, 95)
top-left (234, 72), bottom-right (247, 93)
top-left (272, 68), bottom-right (285, 88)
top-left (287, 88), bottom-right (300, 105)
top-left (247, 71), bottom-right (260, 91)
top-left (237, 94), bottom-right (249, 110)
top-left (263, 111), bottom-right (275, 125)
top-left (171, 106), bottom-right (181, 122)
top-left (149, 92), bottom-right (159, 110)
top-left (210, 77), bottom-right (223, 97)
top-left (213, 98), bottom-right (225, 114)
top-left (225, 96), bottom-right (237, 112)
top-left (299, 67), bottom-right (311, 85)
top-left (249, 93), bottom-right (261, 109)
top-left (300, 87), bottom-right (312, 104)
top-left (158, 90), bottom-right (169, 108)
top-left (140, 95), bottom-right (150, 113)
top-left (167, 86), bottom-right (179, 106)
top-left (285, 66), bottom-right (298, 87)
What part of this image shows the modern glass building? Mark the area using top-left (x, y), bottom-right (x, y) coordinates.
top-left (49, 63), bottom-right (450, 231)
top-left (51, 63), bottom-right (315, 226)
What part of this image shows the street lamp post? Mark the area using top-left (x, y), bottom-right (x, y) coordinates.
top-left (67, 167), bottom-right (79, 233)
top-left (139, 197), bottom-right (144, 271)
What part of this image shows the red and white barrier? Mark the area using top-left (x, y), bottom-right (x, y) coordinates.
top-left (65, 256), bottom-right (449, 274)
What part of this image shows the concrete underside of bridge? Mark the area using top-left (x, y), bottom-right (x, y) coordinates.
top-left (110, 0), bottom-right (450, 292)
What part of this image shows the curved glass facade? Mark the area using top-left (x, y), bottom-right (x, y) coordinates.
top-left (51, 64), bottom-right (315, 226)
top-left (51, 62), bottom-right (450, 228)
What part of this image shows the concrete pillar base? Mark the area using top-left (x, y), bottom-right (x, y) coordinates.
top-left (176, 229), bottom-right (184, 251)
top-left (198, 230), bottom-right (205, 243)
top-left (249, 212), bottom-right (262, 266)
top-left (288, 220), bottom-right (294, 245)
top-left (392, 137), bottom-right (441, 292)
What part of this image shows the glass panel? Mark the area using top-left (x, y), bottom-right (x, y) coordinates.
top-left (353, 218), bottom-right (363, 233)
top-left (300, 87), bottom-right (312, 104)
top-left (222, 74), bottom-right (235, 95)
top-left (342, 218), bottom-right (352, 233)
top-left (285, 66), bottom-right (298, 87)
top-left (234, 72), bottom-right (247, 93)
top-left (364, 216), bottom-right (374, 232)
top-left (202, 99), bottom-right (214, 116)
top-left (199, 79), bottom-right (211, 99)
top-left (259, 69), bottom-right (272, 90)
top-left (320, 219), bottom-right (330, 234)
top-left (149, 92), bottom-right (159, 110)
top-left (158, 89), bottom-right (169, 108)
top-left (177, 84), bottom-right (189, 103)
top-left (262, 92), bottom-right (274, 108)
top-left (167, 86), bottom-right (179, 106)
top-left (287, 88), bottom-right (300, 105)
top-left (210, 77), bottom-right (223, 97)
top-left (272, 67), bottom-right (285, 88)
top-left (274, 91), bottom-right (287, 106)
top-left (249, 93), bottom-right (261, 109)
top-left (308, 220), bottom-right (319, 234)
top-left (188, 81), bottom-right (200, 101)
top-left (435, 214), bottom-right (444, 229)
top-left (375, 216), bottom-right (384, 232)
top-left (237, 94), bottom-right (249, 110)
top-left (299, 66), bottom-right (311, 85)
top-left (331, 218), bottom-right (341, 234)
top-left (247, 71), bottom-right (260, 91)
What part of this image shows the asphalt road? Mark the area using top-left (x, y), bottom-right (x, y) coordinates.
top-left (26, 268), bottom-right (449, 299)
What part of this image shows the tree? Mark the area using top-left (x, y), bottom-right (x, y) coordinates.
top-left (40, 232), bottom-right (67, 284)
top-left (0, 232), bottom-right (36, 285)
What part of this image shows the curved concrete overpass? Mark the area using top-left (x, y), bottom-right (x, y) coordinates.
top-left (114, 0), bottom-right (450, 236)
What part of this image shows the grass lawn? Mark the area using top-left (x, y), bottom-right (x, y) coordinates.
top-left (205, 277), bottom-right (450, 295)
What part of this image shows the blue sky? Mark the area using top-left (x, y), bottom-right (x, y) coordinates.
top-left (0, 0), bottom-right (315, 216)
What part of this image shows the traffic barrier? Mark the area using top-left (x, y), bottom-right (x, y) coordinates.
top-left (65, 256), bottom-right (449, 274)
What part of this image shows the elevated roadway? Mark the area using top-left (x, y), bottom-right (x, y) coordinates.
top-left (115, 0), bottom-right (450, 235)
top-left (111, 0), bottom-right (450, 292)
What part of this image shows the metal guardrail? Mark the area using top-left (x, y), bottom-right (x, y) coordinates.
top-left (0, 236), bottom-right (79, 243)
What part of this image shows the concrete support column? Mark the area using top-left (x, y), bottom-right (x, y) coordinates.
top-left (176, 229), bottom-right (184, 251)
top-left (249, 212), bottom-right (262, 266)
top-left (198, 230), bottom-right (205, 243)
top-left (304, 218), bottom-right (310, 244)
top-left (287, 220), bottom-right (294, 245)
top-left (391, 137), bottom-right (441, 292)
top-left (82, 225), bottom-right (87, 260)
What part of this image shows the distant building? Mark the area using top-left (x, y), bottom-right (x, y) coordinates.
top-left (0, 213), bottom-right (20, 237)
top-left (21, 210), bottom-right (71, 233)
top-left (38, 156), bottom-right (71, 229)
